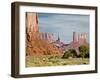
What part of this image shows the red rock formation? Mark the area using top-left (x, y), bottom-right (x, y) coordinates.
top-left (26, 34), bottom-right (62, 56)
top-left (64, 32), bottom-right (89, 55)
top-left (40, 32), bottom-right (54, 43)
top-left (26, 12), bottom-right (62, 56)
top-left (73, 32), bottom-right (78, 42)
top-left (26, 12), bottom-right (39, 33)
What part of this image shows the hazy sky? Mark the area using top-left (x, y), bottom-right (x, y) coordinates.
top-left (38, 13), bottom-right (90, 43)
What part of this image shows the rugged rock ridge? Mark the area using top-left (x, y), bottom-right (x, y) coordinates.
top-left (26, 13), bottom-right (62, 56)
top-left (26, 33), bottom-right (62, 56)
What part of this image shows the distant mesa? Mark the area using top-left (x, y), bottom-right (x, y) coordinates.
top-left (53, 32), bottom-right (89, 55)
top-left (65, 32), bottom-right (89, 54)
top-left (52, 36), bottom-right (65, 48)
top-left (26, 12), bottom-right (89, 56)
top-left (39, 32), bottom-right (54, 43)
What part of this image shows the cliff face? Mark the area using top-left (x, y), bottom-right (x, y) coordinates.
top-left (26, 33), bottom-right (62, 56)
top-left (26, 13), bottom-right (62, 56)
top-left (62, 32), bottom-right (89, 55)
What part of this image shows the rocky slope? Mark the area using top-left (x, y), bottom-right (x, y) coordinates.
top-left (26, 33), bottom-right (63, 56)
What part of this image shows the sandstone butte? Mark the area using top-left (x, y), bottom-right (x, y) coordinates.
top-left (26, 12), bottom-right (63, 56)
top-left (26, 32), bottom-right (63, 56)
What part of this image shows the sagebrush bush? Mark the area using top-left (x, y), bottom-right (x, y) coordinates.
top-left (78, 45), bottom-right (89, 58)
top-left (62, 49), bottom-right (77, 59)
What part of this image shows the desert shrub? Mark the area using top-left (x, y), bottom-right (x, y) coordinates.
top-left (62, 51), bottom-right (69, 59)
top-left (78, 45), bottom-right (89, 58)
top-left (84, 52), bottom-right (89, 58)
top-left (62, 49), bottom-right (77, 59)
top-left (48, 56), bottom-right (54, 59)
top-left (77, 54), bottom-right (82, 58)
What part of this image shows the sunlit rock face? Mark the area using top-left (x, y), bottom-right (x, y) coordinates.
top-left (26, 12), bottom-right (89, 56)
top-left (26, 13), bottom-right (62, 56)
top-left (61, 32), bottom-right (89, 55)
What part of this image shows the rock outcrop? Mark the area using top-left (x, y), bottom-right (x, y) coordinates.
top-left (26, 33), bottom-right (62, 56)
top-left (26, 12), bottom-right (62, 56)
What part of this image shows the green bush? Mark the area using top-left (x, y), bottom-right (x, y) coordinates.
top-left (62, 51), bottom-right (69, 59)
top-left (62, 49), bottom-right (77, 59)
top-left (78, 45), bottom-right (89, 58)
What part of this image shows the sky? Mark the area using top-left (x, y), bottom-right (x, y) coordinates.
top-left (38, 13), bottom-right (90, 43)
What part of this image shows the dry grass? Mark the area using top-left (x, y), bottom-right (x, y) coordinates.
top-left (26, 55), bottom-right (89, 67)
